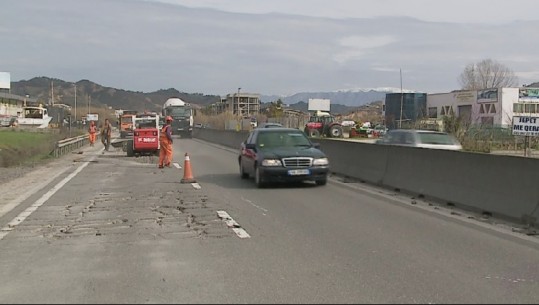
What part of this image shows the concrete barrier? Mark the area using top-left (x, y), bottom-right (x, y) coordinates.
top-left (193, 128), bottom-right (539, 225)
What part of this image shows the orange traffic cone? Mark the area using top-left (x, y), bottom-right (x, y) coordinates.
top-left (181, 153), bottom-right (196, 183)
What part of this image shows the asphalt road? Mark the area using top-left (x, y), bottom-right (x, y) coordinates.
top-left (0, 136), bottom-right (538, 303)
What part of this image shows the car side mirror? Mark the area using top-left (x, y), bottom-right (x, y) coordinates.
top-left (312, 143), bottom-right (321, 149)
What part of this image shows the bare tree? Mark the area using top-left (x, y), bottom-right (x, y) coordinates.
top-left (458, 59), bottom-right (518, 90)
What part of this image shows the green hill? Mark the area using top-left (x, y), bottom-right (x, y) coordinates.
top-left (10, 77), bottom-right (221, 113)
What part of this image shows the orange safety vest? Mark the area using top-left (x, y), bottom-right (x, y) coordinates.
top-left (160, 125), bottom-right (171, 143)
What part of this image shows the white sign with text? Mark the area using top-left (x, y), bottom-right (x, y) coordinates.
top-left (512, 116), bottom-right (539, 137)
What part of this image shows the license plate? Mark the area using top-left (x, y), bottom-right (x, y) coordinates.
top-left (288, 169), bottom-right (310, 176)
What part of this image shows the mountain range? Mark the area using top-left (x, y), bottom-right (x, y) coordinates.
top-left (8, 77), bottom-right (411, 115)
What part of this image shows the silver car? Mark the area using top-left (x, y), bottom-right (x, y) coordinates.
top-left (376, 129), bottom-right (463, 150)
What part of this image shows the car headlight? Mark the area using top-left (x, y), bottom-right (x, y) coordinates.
top-left (313, 158), bottom-right (329, 166)
top-left (261, 159), bottom-right (282, 167)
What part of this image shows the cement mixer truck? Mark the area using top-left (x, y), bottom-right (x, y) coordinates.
top-left (162, 97), bottom-right (194, 138)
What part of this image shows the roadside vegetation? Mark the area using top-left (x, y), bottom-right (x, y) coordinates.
top-left (0, 129), bottom-right (66, 167)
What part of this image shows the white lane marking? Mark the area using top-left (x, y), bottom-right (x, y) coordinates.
top-left (174, 163), bottom-right (182, 169)
top-left (241, 196), bottom-right (268, 214)
top-left (0, 167), bottom-right (70, 218)
top-left (191, 183), bottom-right (202, 190)
top-left (217, 210), bottom-right (231, 219)
top-left (0, 161), bottom-right (91, 241)
top-left (216, 210), bottom-right (251, 239)
top-left (232, 228), bottom-right (251, 239)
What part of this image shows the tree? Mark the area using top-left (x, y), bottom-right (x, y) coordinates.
top-left (266, 99), bottom-right (284, 118)
top-left (458, 59), bottom-right (518, 90)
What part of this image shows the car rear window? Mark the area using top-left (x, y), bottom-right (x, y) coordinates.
top-left (418, 132), bottom-right (458, 145)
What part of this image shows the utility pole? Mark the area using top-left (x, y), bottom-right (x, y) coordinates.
top-left (74, 83), bottom-right (77, 128)
top-left (399, 68), bottom-right (404, 129)
top-left (51, 81), bottom-right (54, 106)
top-left (238, 87), bottom-right (242, 130)
top-left (238, 87), bottom-right (242, 115)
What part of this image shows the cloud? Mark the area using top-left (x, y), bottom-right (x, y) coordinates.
top-left (371, 66), bottom-right (401, 73)
top-left (332, 35), bottom-right (397, 64)
top-left (2, 0), bottom-right (539, 96)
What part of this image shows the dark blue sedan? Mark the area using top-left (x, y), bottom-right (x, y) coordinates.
top-left (239, 128), bottom-right (330, 188)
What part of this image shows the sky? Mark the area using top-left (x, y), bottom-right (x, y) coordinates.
top-left (2, 0), bottom-right (539, 97)
top-left (151, 0), bottom-right (539, 24)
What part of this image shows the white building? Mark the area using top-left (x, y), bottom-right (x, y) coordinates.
top-left (0, 93), bottom-right (30, 116)
top-left (426, 87), bottom-right (539, 128)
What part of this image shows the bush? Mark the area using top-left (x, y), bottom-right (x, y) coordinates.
top-left (0, 130), bottom-right (62, 167)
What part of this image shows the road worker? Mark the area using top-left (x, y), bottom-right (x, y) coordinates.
top-left (101, 118), bottom-right (112, 151)
top-left (88, 120), bottom-right (97, 147)
top-left (159, 116), bottom-right (174, 168)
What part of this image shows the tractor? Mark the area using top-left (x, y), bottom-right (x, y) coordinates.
top-left (304, 110), bottom-right (344, 138)
top-left (125, 113), bottom-right (161, 157)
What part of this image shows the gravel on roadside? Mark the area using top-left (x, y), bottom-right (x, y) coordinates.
top-left (0, 166), bottom-right (40, 185)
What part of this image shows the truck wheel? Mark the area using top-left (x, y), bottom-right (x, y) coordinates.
top-left (308, 129), bottom-right (321, 138)
top-left (126, 140), bottom-right (134, 157)
top-left (329, 125), bottom-right (343, 138)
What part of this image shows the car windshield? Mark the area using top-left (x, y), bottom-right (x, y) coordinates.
top-left (256, 131), bottom-right (312, 148)
top-left (417, 132), bottom-right (458, 145)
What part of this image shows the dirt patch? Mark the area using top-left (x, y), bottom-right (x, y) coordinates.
top-left (0, 166), bottom-right (36, 185)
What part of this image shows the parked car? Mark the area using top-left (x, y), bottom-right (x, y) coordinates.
top-left (0, 115), bottom-right (17, 127)
top-left (372, 124), bottom-right (388, 137)
top-left (340, 120), bottom-right (356, 127)
top-left (239, 127), bottom-right (330, 188)
top-left (256, 122), bottom-right (283, 128)
top-left (376, 129), bottom-right (463, 150)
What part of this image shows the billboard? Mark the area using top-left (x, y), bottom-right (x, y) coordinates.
top-left (308, 99), bottom-right (330, 111)
top-left (87, 113), bottom-right (99, 121)
top-left (512, 116), bottom-right (539, 137)
top-left (477, 88), bottom-right (498, 103)
top-left (519, 88), bottom-right (539, 101)
top-left (0, 72), bottom-right (10, 89)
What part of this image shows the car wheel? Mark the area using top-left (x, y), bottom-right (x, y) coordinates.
top-left (315, 178), bottom-right (327, 186)
top-left (239, 159), bottom-right (249, 179)
top-left (255, 167), bottom-right (265, 188)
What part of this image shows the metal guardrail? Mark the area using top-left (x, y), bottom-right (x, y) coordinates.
top-left (52, 134), bottom-right (93, 158)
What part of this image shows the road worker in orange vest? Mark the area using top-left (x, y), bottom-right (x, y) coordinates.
top-left (159, 116), bottom-right (174, 168)
top-left (88, 120), bottom-right (97, 147)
